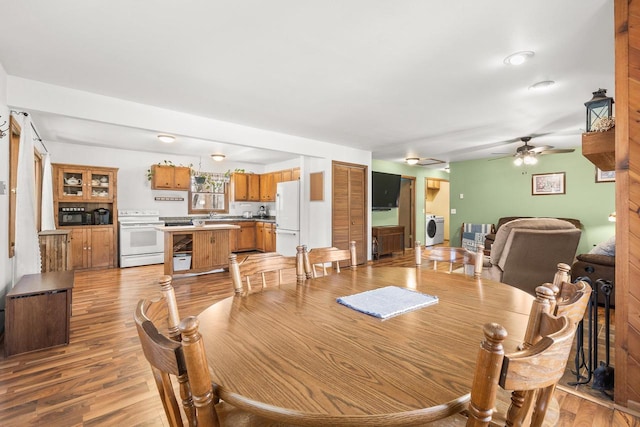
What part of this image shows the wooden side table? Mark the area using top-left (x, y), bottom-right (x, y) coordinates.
top-left (372, 226), bottom-right (405, 259)
top-left (5, 271), bottom-right (74, 357)
top-left (38, 229), bottom-right (71, 272)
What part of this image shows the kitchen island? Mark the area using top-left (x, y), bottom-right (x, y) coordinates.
top-left (157, 224), bottom-right (240, 275)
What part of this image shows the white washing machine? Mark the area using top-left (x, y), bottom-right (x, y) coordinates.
top-left (425, 215), bottom-right (445, 246)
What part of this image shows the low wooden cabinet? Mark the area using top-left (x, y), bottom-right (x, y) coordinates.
top-left (160, 225), bottom-right (239, 275)
top-left (236, 222), bottom-right (256, 251)
top-left (372, 226), bottom-right (405, 259)
top-left (5, 271), bottom-right (74, 357)
top-left (255, 221), bottom-right (276, 252)
top-left (69, 226), bottom-right (114, 270)
top-left (38, 230), bottom-right (71, 272)
top-left (192, 230), bottom-right (229, 270)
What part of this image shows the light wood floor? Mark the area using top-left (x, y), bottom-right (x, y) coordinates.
top-left (0, 249), bottom-right (638, 426)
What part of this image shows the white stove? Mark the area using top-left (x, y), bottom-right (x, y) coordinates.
top-left (118, 209), bottom-right (165, 268)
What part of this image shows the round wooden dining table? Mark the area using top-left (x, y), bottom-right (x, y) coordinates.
top-left (197, 266), bottom-right (534, 426)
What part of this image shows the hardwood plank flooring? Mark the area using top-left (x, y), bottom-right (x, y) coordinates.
top-left (0, 248), bottom-right (638, 426)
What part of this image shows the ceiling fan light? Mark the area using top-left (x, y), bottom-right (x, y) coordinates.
top-left (157, 134), bottom-right (175, 143)
top-left (211, 154), bottom-right (226, 161)
top-left (513, 157), bottom-right (523, 166)
top-left (406, 157), bottom-right (420, 165)
top-left (523, 154), bottom-right (538, 165)
top-left (503, 51), bottom-right (535, 66)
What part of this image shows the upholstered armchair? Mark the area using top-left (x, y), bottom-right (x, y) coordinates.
top-left (482, 218), bottom-right (582, 296)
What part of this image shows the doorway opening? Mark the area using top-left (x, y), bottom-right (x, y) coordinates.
top-left (424, 178), bottom-right (450, 244)
top-left (398, 176), bottom-right (415, 248)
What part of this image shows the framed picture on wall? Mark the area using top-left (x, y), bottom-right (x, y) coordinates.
top-left (532, 172), bottom-right (565, 195)
top-left (596, 168), bottom-right (615, 183)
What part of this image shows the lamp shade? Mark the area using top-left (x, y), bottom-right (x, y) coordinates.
top-left (406, 157), bottom-right (420, 165)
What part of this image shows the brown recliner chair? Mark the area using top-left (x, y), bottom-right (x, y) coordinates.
top-left (482, 218), bottom-right (582, 296)
top-left (570, 236), bottom-right (615, 307)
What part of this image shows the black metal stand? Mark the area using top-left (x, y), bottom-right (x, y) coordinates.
top-left (568, 277), bottom-right (614, 400)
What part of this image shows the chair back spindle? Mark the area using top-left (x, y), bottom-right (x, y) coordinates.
top-left (302, 241), bottom-right (357, 278)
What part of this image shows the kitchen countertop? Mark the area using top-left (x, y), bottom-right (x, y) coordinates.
top-left (160, 216), bottom-right (276, 224)
top-left (156, 224), bottom-right (241, 232)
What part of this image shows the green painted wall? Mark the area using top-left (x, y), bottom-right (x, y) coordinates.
top-left (371, 159), bottom-right (449, 246)
top-left (449, 149), bottom-right (615, 255)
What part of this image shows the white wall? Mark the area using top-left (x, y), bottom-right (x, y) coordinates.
top-left (5, 76), bottom-right (373, 273)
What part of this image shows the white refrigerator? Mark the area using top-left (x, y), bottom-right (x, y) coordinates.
top-left (275, 180), bottom-right (300, 256)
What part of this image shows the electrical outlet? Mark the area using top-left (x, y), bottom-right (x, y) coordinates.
top-left (459, 193), bottom-right (464, 199)
top-left (450, 208), bottom-right (457, 214)
top-left (0, 181), bottom-right (6, 195)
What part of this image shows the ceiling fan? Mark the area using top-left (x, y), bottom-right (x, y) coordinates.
top-left (493, 136), bottom-right (575, 166)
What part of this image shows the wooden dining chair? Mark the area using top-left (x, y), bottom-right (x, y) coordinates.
top-left (414, 241), bottom-right (484, 278)
top-left (462, 315), bottom-right (577, 427)
top-left (229, 248), bottom-right (305, 294)
top-left (495, 280), bottom-right (591, 427)
top-left (302, 240), bottom-right (357, 278)
top-left (135, 294), bottom-right (295, 426)
top-left (134, 275), bottom-right (195, 426)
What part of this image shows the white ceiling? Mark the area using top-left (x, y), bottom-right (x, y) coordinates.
top-left (0, 1), bottom-right (615, 166)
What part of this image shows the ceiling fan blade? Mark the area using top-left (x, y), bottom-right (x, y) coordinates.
top-left (528, 145), bottom-right (553, 153)
top-left (488, 155), bottom-right (512, 161)
top-left (539, 148), bottom-right (575, 155)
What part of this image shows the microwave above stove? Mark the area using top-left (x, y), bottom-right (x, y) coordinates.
top-left (59, 207), bottom-right (92, 226)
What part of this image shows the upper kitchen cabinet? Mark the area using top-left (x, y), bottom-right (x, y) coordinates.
top-left (55, 164), bottom-right (117, 202)
top-left (260, 172), bottom-right (276, 202)
top-left (259, 168), bottom-right (300, 201)
top-left (232, 173), bottom-right (260, 201)
top-left (151, 164), bottom-right (191, 190)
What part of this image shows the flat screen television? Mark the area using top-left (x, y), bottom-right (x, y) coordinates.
top-left (372, 171), bottom-right (401, 210)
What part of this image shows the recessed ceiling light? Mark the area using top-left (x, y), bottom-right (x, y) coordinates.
top-left (406, 157), bottom-right (420, 165)
top-left (157, 134), bottom-right (175, 143)
top-left (528, 80), bottom-right (555, 91)
top-left (211, 154), bottom-right (226, 161)
top-left (503, 51), bottom-right (535, 66)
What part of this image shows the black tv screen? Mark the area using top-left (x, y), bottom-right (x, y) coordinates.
top-left (372, 171), bottom-right (401, 210)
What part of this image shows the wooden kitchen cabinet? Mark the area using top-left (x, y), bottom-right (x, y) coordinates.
top-left (256, 221), bottom-right (265, 251)
top-left (151, 165), bottom-right (191, 190)
top-left (53, 163), bottom-right (118, 270)
top-left (69, 226), bottom-right (115, 270)
top-left (235, 222), bottom-right (256, 251)
top-left (160, 225), bottom-right (238, 275)
top-left (55, 164), bottom-right (116, 202)
top-left (232, 173), bottom-right (260, 201)
top-left (259, 172), bottom-right (275, 202)
top-left (255, 221), bottom-right (276, 252)
top-left (192, 230), bottom-right (229, 270)
top-left (265, 222), bottom-right (276, 252)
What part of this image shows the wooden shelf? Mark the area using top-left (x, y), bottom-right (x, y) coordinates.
top-left (582, 129), bottom-right (615, 171)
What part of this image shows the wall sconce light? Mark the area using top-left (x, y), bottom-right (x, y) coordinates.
top-left (406, 157), bottom-right (420, 165)
top-left (157, 134), bottom-right (175, 143)
top-left (210, 154), bottom-right (226, 161)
